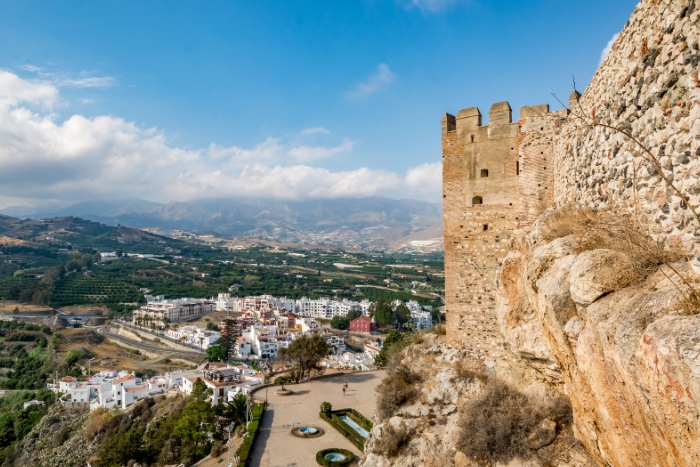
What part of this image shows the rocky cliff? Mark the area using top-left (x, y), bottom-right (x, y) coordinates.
top-left (361, 1), bottom-right (700, 466)
top-left (362, 209), bottom-right (700, 467)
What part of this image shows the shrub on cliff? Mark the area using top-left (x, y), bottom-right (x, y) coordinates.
top-left (375, 363), bottom-right (421, 421)
top-left (456, 379), bottom-right (571, 465)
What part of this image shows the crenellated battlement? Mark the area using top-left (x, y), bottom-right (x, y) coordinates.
top-left (442, 99), bottom-right (563, 350)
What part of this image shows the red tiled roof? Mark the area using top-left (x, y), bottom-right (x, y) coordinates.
top-left (352, 316), bottom-right (372, 323)
top-left (125, 386), bottom-right (149, 393)
top-left (114, 375), bottom-right (136, 384)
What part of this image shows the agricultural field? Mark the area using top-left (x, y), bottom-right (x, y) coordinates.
top-left (0, 215), bottom-right (444, 318)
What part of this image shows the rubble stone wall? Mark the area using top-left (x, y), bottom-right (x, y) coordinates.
top-left (554, 0), bottom-right (700, 261)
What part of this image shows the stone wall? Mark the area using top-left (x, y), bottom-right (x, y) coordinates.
top-left (554, 0), bottom-right (700, 262)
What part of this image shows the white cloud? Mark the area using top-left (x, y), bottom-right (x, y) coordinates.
top-left (405, 162), bottom-right (441, 198)
top-left (345, 64), bottom-right (394, 100)
top-left (0, 71), bottom-right (441, 208)
top-left (399, 0), bottom-right (467, 12)
top-left (17, 65), bottom-right (116, 89)
top-left (0, 70), bottom-right (58, 109)
top-left (287, 139), bottom-right (355, 163)
top-left (300, 127), bottom-right (330, 135)
top-left (600, 32), bottom-right (620, 64)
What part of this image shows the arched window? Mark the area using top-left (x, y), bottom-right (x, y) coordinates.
top-left (472, 196), bottom-right (483, 205)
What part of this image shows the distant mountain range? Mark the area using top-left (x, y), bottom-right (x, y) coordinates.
top-left (1, 197), bottom-right (444, 251)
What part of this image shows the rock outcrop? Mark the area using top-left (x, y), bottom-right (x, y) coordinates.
top-left (360, 334), bottom-right (596, 467)
top-left (497, 228), bottom-right (700, 467)
top-left (7, 403), bottom-right (98, 467)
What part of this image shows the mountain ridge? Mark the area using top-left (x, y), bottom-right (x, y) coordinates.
top-left (1, 196), bottom-right (443, 251)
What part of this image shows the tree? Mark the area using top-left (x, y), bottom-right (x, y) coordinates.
top-left (206, 344), bottom-right (228, 362)
top-left (320, 401), bottom-right (332, 417)
top-left (218, 393), bottom-right (248, 428)
top-left (175, 379), bottom-right (213, 457)
top-left (374, 330), bottom-right (407, 368)
top-left (369, 299), bottom-right (393, 328)
top-left (346, 309), bottom-right (362, 322)
top-left (276, 334), bottom-right (331, 383)
top-left (7, 285), bottom-right (19, 301)
top-left (394, 303), bottom-right (411, 329)
top-left (330, 316), bottom-right (350, 330)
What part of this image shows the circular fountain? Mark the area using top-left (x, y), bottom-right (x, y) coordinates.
top-left (291, 426), bottom-right (324, 438)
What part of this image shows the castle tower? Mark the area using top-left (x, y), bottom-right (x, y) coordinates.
top-left (442, 101), bottom-right (563, 354)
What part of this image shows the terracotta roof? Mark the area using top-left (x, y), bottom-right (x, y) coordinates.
top-left (60, 376), bottom-right (77, 382)
top-left (125, 386), bottom-right (149, 393)
top-left (114, 374), bottom-right (136, 384)
top-left (352, 316), bottom-right (372, 323)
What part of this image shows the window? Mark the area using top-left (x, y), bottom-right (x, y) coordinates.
top-left (480, 169), bottom-right (489, 178)
top-left (516, 161), bottom-right (520, 175)
top-left (483, 225), bottom-right (488, 231)
top-left (472, 196), bottom-right (483, 205)
top-left (470, 134), bottom-right (475, 143)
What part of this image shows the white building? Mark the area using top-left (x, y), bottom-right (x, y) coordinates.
top-left (214, 293), bottom-right (234, 311)
top-left (48, 370), bottom-right (170, 410)
top-left (295, 298), bottom-right (364, 319)
top-left (167, 325), bottom-right (221, 350)
top-left (240, 325), bottom-right (293, 360)
top-left (133, 296), bottom-right (215, 327)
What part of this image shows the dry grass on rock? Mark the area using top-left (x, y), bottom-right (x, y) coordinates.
top-left (457, 379), bottom-right (572, 467)
top-left (541, 205), bottom-right (700, 313)
top-left (375, 361), bottom-right (422, 421)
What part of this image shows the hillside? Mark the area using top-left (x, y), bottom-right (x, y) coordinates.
top-left (1, 197), bottom-right (443, 251)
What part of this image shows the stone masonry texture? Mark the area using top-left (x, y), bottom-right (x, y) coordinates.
top-left (442, 102), bottom-right (564, 351)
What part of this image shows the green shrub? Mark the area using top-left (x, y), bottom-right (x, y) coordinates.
top-left (319, 408), bottom-right (371, 452)
top-left (315, 448), bottom-right (355, 466)
top-left (320, 401), bottom-right (332, 417)
top-left (235, 402), bottom-right (265, 466)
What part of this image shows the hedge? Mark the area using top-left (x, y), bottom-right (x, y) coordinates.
top-left (235, 402), bottom-right (265, 466)
top-left (315, 448), bottom-right (355, 466)
top-left (319, 408), bottom-right (373, 452)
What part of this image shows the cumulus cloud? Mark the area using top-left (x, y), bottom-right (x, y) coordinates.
top-left (600, 32), bottom-right (620, 64)
top-left (398, 0), bottom-right (467, 12)
top-left (345, 64), bottom-right (394, 100)
top-left (405, 162), bottom-right (442, 198)
top-left (0, 71), bottom-right (440, 209)
top-left (300, 127), bottom-right (330, 135)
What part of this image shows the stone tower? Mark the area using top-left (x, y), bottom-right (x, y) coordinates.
top-left (442, 101), bottom-right (565, 353)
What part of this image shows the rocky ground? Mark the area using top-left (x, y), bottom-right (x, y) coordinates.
top-left (7, 403), bottom-right (97, 467)
top-left (362, 208), bottom-right (700, 467)
top-left (360, 333), bottom-right (595, 467)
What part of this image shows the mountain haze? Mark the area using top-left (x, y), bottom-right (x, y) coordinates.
top-left (2, 197), bottom-right (443, 250)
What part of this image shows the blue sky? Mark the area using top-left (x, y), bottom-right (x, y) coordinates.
top-left (0, 0), bottom-right (638, 208)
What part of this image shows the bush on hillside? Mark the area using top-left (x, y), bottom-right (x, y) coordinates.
top-left (456, 379), bottom-right (572, 465)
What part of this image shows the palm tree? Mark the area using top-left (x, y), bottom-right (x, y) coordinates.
top-left (221, 394), bottom-right (248, 429)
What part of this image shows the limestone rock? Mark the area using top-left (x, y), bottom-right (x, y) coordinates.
top-left (526, 419), bottom-right (557, 450)
top-left (495, 230), bottom-right (700, 467)
top-left (568, 249), bottom-right (637, 306)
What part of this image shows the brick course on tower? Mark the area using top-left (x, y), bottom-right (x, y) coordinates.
top-left (442, 101), bottom-right (567, 351)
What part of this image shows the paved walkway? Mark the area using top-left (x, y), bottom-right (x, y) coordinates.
top-left (250, 370), bottom-right (385, 467)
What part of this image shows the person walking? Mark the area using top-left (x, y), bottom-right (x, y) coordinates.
top-left (342, 387), bottom-right (346, 396)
